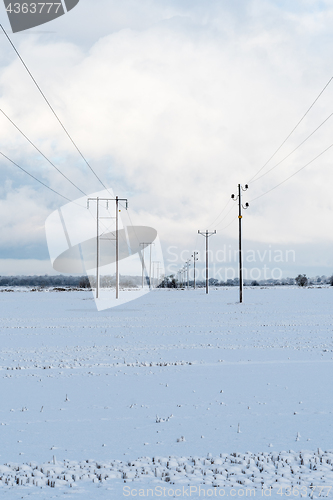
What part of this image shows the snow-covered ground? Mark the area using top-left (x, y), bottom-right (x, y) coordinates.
top-left (0, 286), bottom-right (332, 499)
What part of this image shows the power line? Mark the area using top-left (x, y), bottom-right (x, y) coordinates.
top-left (248, 76), bottom-right (333, 184)
top-left (249, 142), bottom-right (333, 202)
top-left (0, 107), bottom-right (87, 196)
top-left (0, 24), bottom-right (109, 192)
top-left (109, 202), bottom-right (130, 256)
top-left (0, 151), bottom-right (81, 204)
top-left (215, 203), bottom-right (237, 229)
top-left (251, 111), bottom-right (333, 184)
top-left (208, 198), bottom-right (232, 228)
top-left (126, 207), bottom-right (141, 247)
top-left (218, 215), bottom-right (238, 232)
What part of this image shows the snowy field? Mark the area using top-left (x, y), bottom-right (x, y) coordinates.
top-left (0, 286), bottom-right (332, 499)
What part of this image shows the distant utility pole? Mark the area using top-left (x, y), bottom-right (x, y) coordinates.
top-left (149, 243), bottom-right (154, 289)
top-left (198, 230), bottom-right (216, 294)
top-left (192, 251), bottom-right (199, 289)
top-left (139, 243), bottom-right (145, 288)
top-left (140, 242), bottom-right (154, 288)
top-left (153, 261), bottom-right (160, 287)
top-left (87, 195), bottom-right (128, 300)
top-left (231, 184), bottom-right (249, 303)
top-left (186, 259), bottom-right (190, 289)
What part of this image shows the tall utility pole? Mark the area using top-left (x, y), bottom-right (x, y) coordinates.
top-left (116, 196), bottom-right (119, 299)
top-left (198, 230), bottom-right (216, 294)
top-left (192, 251), bottom-right (199, 289)
top-left (96, 197), bottom-right (100, 298)
top-left (87, 195), bottom-right (128, 300)
top-left (231, 184), bottom-right (249, 303)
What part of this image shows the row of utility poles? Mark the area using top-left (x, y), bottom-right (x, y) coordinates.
top-left (178, 251), bottom-right (199, 289)
top-left (88, 183), bottom-right (249, 302)
top-left (177, 235), bottom-right (215, 295)
top-left (88, 197), bottom-right (162, 299)
top-left (140, 242), bottom-right (162, 289)
top-left (176, 184), bottom-right (249, 303)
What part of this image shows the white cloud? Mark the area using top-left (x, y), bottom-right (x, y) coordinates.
top-left (1, 0), bottom-right (333, 274)
top-left (0, 185), bottom-right (49, 247)
top-left (0, 259), bottom-right (58, 275)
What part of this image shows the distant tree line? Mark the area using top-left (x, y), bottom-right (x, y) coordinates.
top-left (1, 273), bottom-right (333, 289)
top-left (295, 274), bottom-right (333, 287)
top-left (158, 274), bottom-right (333, 288)
top-left (0, 275), bottom-right (85, 287)
top-left (0, 275), bottom-right (142, 288)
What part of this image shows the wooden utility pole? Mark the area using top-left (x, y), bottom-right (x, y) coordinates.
top-left (231, 184), bottom-right (249, 303)
top-left (116, 196), bottom-right (119, 299)
top-left (96, 197), bottom-right (100, 298)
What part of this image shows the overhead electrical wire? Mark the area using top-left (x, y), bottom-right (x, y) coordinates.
top-left (247, 75), bottom-right (333, 184)
top-left (118, 202), bottom-right (136, 248)
top-left (4, 23), bottom-right (332, 273)
top-left (189, 198), bottom-right (236, 272)
top-left (193, 230), bottom-right (200, 255)
top-left (0, 24), bottom-right (109, 192)
top-left (0, 151), bottom-right (82, 205)
top-left (0, 25), bottom-right (124, 240)
top-left (0, 114), bottom-right (124, 254)
top-left (0, 107), bottom-right (119, 234)
top-left (208, 198), bottom-right (232, 228)
top-left (185, 79), bottom-right (333, 272)
top-left (126, 208), bottom-right (142, 247)
top-left (0, 27), bottom-right (139, 276)
top-left (249, 141), bottom-right (333, 202)
top-left (108, 203), bottom-right (129, 250)
top-left (196, 234), bottom-right (205, 259)
top-left (215, 203), bottom-right (237, 229)
top-left (0, 108), bottom-right (87, 196)
top-left (204, 77), bottom-right (333, 254)
top-left (0, 26), bottom-right (138, 251)
top-left (251, 111), bottom-right (333, 184)
top-left (217, 215), bottom-right (238, 232)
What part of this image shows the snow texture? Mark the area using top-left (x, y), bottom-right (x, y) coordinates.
top-left (0, 286), bottom-right (332, 498)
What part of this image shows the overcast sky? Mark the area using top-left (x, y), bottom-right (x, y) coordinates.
top-left (1, 0), bottom-right (333, 279)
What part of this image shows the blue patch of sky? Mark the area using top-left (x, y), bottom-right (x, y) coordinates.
top-left (269, 0), bottom-right (328, 14)
top-left (0, 243), bottom-right (50, 260)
